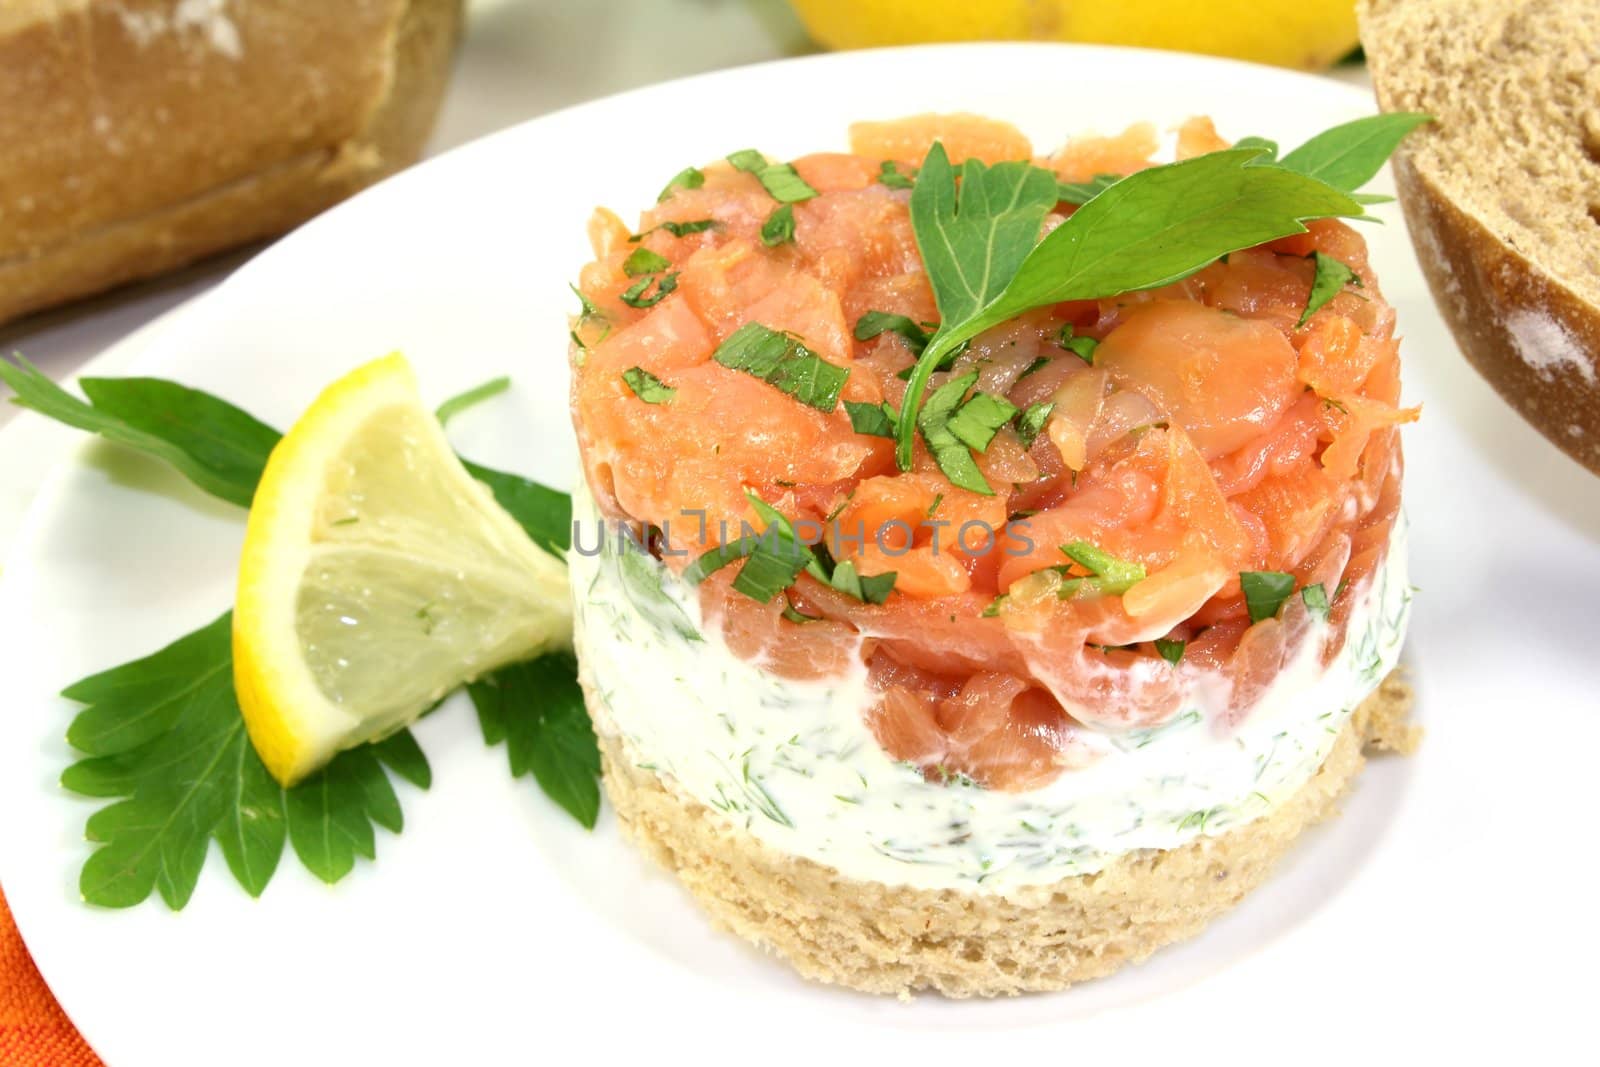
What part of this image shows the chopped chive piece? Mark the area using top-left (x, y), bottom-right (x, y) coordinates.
top-left (878, 160), bottom-right (916, 189)
top-left (854, 311), bottom-right (931, 354)
top-left (657, 166), bottom-right (705, 202)
top-left (1059, 541), bottom-right (1146, 595)
top-left (1154, 638), bottom-right (1186, 666)
top-left (621, 366), bottom-right (676, 404)
top-left (1016, 401), bottom-right (1053, 448)
top-left (845, 399), bottom-right (897, 438)
top-left (945, 391), bottom-right (1018, 453)
top-left (435, 376), bottom-right (511, 425)
top-left (1301, 582), bottom-right (1331, 621)
top-left (1017, 356), bottom-right (1050, 380)
top-left (1057, 324), bottom-right (1098, 364)
top-left (1241, 570), bottom-right (1297, 623)
top-left (726, 149), bottom-right (767, 172)
top-left (1298, 251), bottom-right (1362, 327)
top-left (712, 322), bottom-right (848, 413)
top-left (1056, 173), bottom-right (1122, 205)
top-left (631, 218), bottom-right (718, 242)
top-left (619, 271), bottom-right (680, 308)
top-left (917, 371), bottom-right (991, 495)
top-left (926, 493), bottom-right (944, 517)
top-left (982, 594), bottom-right (1006, 618)
top-left (760, 204), bottom-right (796, 247)
top-left (623, 247), bottom-right (671, 277)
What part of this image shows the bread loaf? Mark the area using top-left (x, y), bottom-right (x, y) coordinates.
top-left (1360, 0), bottom-right (1600, 474)
top-left (0, 0), bottom-right (462, 326)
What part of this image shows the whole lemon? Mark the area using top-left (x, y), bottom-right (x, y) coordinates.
top-left (788, 0), bottom-right (1360, 71)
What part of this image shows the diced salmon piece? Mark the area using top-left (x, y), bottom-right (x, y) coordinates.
top-left (849, 113), bottom-right (1033, 165)
top-left (1176, 116), bottom-right (1232, 159)
top-left (1097, 301), bottom-right (1300, 460)
top-left (571, 115), bottom-right (1414, 794)
top-left (1048, 122), bottom-right (1160, 182)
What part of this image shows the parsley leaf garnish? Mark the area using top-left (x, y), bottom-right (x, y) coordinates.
top-left (1301, 582), bottom-right (1331, 621)
top-left (620, 271), bottom-right (679, 308)
top-left (917, 371), bottom-right (994, 495)
top-left (1016, 401), bottom-right (1053, 448)
top-left (1057, 324), bottom-right (1098, 364)
top-left (900, 142), bottom-right (1371, 478)
top-left (945, 390), bottom-right (1018, 453)
top-left (469, 651), bottom-right (600, 828)
top-left (683, 494), bottom-right (812, 603)
top-left (0, 357), bottom-right (278, 508)
top-left (1056, 173), bottom-right (1122, 205)
top-left (621, 366), bottom-right (677, 404)
top-left (1154, 637), bottom-right (1187, 666)
top-left (1241, 570), bottom-right (1297, 622)
top-left (1059, 541), bottom-right (1146, 597)
top-left (878, 160), bottom-right (916, 189)
top-left (630, 218), bottom-right (718, 241)
top-left (1232, 136), bottom-right (1280, 160)
top-left (726, 149), bottom-right (819, 203)
top-left (8, 359), bottom-right (599, 906)
top-left (1275, 113), bottom-right (1433, 193)
top-left (712, 322), bottom-right (848, 413)
top-left (623, 247), bottom-right (672, 277)
top-left (61, 613), bottom-right (429, 906)
top-left (685, 493), bottom-right (896, 605)
top-left (827, 558), bottom-right (897, 605)
top-left (854, 310), bottom-right (931, 354)
top-left (657, 166), bottom-right (705, 202)
top-left (1298, 251), bottom-right (1362, 327)
top-left (845, 399), bottom-right (898, 438)
top-left (761, 203), bottom-right (796, 247)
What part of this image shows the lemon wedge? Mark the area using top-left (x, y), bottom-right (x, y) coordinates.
top-left (234, 354), bottom-right (571, 787)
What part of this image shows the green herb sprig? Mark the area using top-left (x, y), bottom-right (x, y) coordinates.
top-left (0, 358), bottom-right (597, 908)
top-left (898, 113), bottom-right (1430, 489)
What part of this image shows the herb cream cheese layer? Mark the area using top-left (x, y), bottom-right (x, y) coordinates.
top-left (570, 477), bottom-right (1411, 895)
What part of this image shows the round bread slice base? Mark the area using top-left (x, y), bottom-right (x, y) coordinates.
top-left (589, 671), bottom-right (1416, 998)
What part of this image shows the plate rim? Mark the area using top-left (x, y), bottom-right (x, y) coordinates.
top-left (0, 42), bottom-right (1430, 1062)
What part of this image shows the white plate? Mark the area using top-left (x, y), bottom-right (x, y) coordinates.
top-left (2, 44), bottom-right (1596, 1065)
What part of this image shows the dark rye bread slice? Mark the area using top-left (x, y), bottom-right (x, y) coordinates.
top-left (1359, 0), bottom-right (1600, 474)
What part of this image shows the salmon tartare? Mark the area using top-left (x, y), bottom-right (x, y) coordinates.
top-left (567, 113), bottom-right (1419, 995)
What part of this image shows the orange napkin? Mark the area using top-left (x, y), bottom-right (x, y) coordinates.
top-left (0, 885), bottom-right (102, 1066)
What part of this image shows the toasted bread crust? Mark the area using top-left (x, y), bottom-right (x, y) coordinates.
top-left (1390, 156), bottom-right (1600, 473)
top-left (591, 671), bottom-right (1415, 998)
top-left (0, 0), bottom-right (462, 325)
top-left (1360, 0), bottom-right (1600, 474)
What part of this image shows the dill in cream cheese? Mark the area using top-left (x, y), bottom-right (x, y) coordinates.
top-left (570, 477), bottom-right (1411, 895)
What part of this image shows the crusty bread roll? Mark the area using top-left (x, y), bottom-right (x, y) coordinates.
top-left (590, 671), bottom-right (1415, 998)
top-left (0, 0), bottom-right (462, 326)
top-left (1359, 0), bottom-right (1600, 474)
